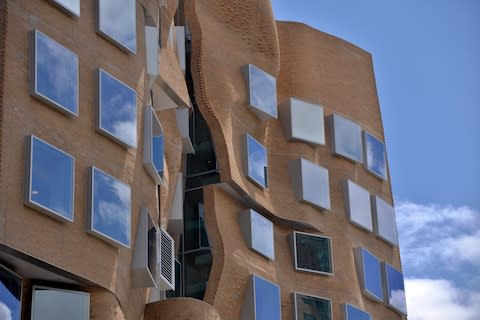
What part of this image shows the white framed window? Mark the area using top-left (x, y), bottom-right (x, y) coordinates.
top-left (132, 208), bottom-right (157, 288)
top-left (143, 106), bottom-right (164, 185)
top-left (238, 209), bottom-right (275, 260)
top-left (292, 292), bottom-right (332, 320)
top-left (330, 114), bottom-right (363, 163)
top-left (31, 30), bottom-right (78, 116)
top-left (25, 135), bottom-right (75, 222)
top-left (89, 167), bottom-right (131, 248)
top-left (50, 0), bottom-right (80, 16)
top-left (354, 247), bottom-right (383, 302)
top-left (383, 263), bottom-right (407, 315)
top-left (344, 180), bottom-right (372, 232)
top-left (290, 231), bottom-right (333, 275)
top-left (243, 64), bottom-right (277, 121)
top-left (97, 0), bottom-right (136, 53)
top-left (31, 286), bottom-right (89, 320)
top-left (241, 274), bottom-right (281, 320)
top-left (372, 196), bottom-right (398, 246)
top-left (245, 134), bottom-right (268, 188)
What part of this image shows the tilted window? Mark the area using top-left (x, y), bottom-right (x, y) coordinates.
top-left (238, 209), bottom-right (275, 260)
top-left (245, 134), bottom-right (268, 188)
top-left (31, 30), bottom-right (78, 116)
top-left (363, 131), bottom-right (387, 180)
top-left (291, 231), bottom-right (333, 275)
top-left (344, 180), bottom-right (372, 232)
top-left (0, 265), bottom-right (22, 320)
top-left (372, 196), bottom-right (398, 246)
top-left (31, 286), bottom-right (89, 320)
top-left (383, 263), bottom-right (407, 315)
top-left (143, 106), bottom-right (164, 185)
top-left (292, 292), bottom-right (332, 320)
top-left (25, 135), bottom-right (75, 222)
top-left (50, 0), bottom-right (80, 16)
top-left (243, 64), bottom-right (277, 121)
top-left (344, 304), bottom-right (371, 320)
top-left (98, 0), bottom-right (136, 53)
top-left (132, 208), bottom-right (157, 288)
top-left (330, 114), bottom-right (363, 163)
top-left (354, 247), bottom-right (383, 302)
top-left (241, 274), bottom-right (281, 320)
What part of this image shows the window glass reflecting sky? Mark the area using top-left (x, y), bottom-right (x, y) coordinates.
top-left (385, 264), bottom-right (407, 315)
top-left (253, 275), bottom-right (281, 320)
top-left (301, 159), bottom-right (330, 210)
top-left (373, 196), bottom-right (398, 246)
top-left (91, 167), bottom-right (131, 247)
top-left (98, 0), bottom-right (136, 53)
top-left (250, 210), bottom-right (275, 260)
top-left (0, 266), bottom-right (21, 320)
top-left (345, 304), bottom-right (371, 320)
top-left (98, 69), bottom-right (137, 148)
top-left (248, 65), bottom-right (277, 118)
top-left (345, 180), bottom-right (372, 232)
top-left (364, 132), bottom-right (387, 180)
top-left (331, 114), bottom-right (363, 163)
top-left (29, 136), bottom-right (74, 221)
top-left (32, 287), bottom-right (89, 320)
top-left (246, 134), bottom-right (268, 188)
top-left (361, 248), bottom-right (383, 301)
top-left (152, 135), bottom-right (164, 176)
top-left (52, 0), bottom-right (80, 16)
top-left (34, 30), bottom-right (78, 115)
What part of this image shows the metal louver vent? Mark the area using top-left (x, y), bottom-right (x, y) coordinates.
top-left (159, 228), bottom-right (175, 290)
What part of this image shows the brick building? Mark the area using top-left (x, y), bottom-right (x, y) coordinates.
top-left (0, 0), bottom-right (407, 319)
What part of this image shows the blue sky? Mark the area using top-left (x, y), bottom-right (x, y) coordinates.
top-left (271, 1), bottom-right (480, 319)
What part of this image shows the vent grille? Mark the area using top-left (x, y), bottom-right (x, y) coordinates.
top-left (160, 229), bottom-right (174, 288)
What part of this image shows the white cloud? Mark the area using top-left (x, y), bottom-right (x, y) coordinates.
top-left (0, 302), bottom-right (12, 320)
top-left (405, 278), bottom-right (480, 320)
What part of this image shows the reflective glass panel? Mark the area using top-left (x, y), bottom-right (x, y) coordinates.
top-left (27, 135), bottom-right (74, 221)
top-left (295, 232), bottom-right (332, 274)
top-left (254, 275), bottom-right (281, 320)
top-left (90, 167), bottom-right (131, 247)
top-left (148, 225), bottom-right (157, 280)
top-left (246, 64), bottom-right (277, 119)
top-left (384, 264), bottom-right (407, 315)
top-left (0, 266), bottom-right (21, 320)
top-left (301, 159), bottom-right (330, 210)
top-left (98, 0), bottom-right (136, 53)
top-left (373, 196), bottom-right (398, 246)
top-left (294, 293), bottom-right (331, 320)
top-left (246, 134), bottom-right (268, 188)
top-left (345, 180), bottom-right (372, 232)
top-left (98, 69), bottom-right (137, 148)
top-left (344, 304), bottom-right (371, 320)
top-left (32, 287), bottom-right (89, 320)
top-left (152, 135), bottom-right (164, 176)
top-left (361, 248), bottom-right (383, 301)
top-left (51, 0), bottom-right (80, 16)
top-left (183, 189), bottom-right (210, 251)
top-left (33, 30), bottom-right (78, 115)
top-left (184, 249), bottom-right (212, 299)
top-left (364, 132), bottom-right (387, 180)
top-left (250, 210), bottom-right (275, 260)
top-left (288, 98), bottom-right (325, 145)
top-left (331, 114), bottom-right (363, 163)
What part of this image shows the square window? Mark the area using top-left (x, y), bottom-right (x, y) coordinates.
top-left (31, 30), bottom-right (78, 116)
top-left (279, 98), bottom-right (325, 146)
top-left (31, 286), bottom-right (89, 320)
top-left (344, 180), bottom-right (372, 232)
top-left (245, 134), bottom-right (268, 188)
top-left (243, 64), bottom-right (277, 121)
top-left (143, 106), bottom-right (164, 185)
top-left (372, 196), bottom-right (398, 246)
top-left (238, 209), bottom-right (275, 260)
top-left (89, 167), bottom-right (131, 248)
top-left (132, 208), bottom-right (157, 288)
top-left (50, 0), bottom-right (80, 16)
top-left (98, 0), bottom-right (136, 53)
top-left (0, 265), bottom-right (22, 320)
top-left (363, 131), bottom-right (387, 180)
top-left (330, 114), bottom-right (363, 163)
top-left (293, 292), bottom-right (332, 320)
top-left (291, 231), bottom-right (333, 275)
top-left (289, 158), bottom-right (330, 211)
top-left (354, 247), bottom-right (383, 302)
top-left (241, 274), bottom-right (281, 320)
top-left (97, 69), bottom-right (137, 148)
top-left (344, 304), bottom-right (371, 320)
top-left (25, 135), bottom-right (75, 222)
top-left (383, 263), bottom-right (407, 315)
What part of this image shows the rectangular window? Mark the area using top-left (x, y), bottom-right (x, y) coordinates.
top-left (354, 247), bottom-right (383, 302)
top-left (344, 304), bottom-right (371, 320)
top-left (330, 114), bottom-right (363, 163)
top-left (31, 30), bottom-right (78, 116)
top-left (344, 180), bottom-right (372, 232)
top-left (97, 69), bottom-right (137, 148)
top-left (241, 274), bottom-right (281, 320)
top-left (363, 131), bottom-right (387, 180)
top-left (143, 106), bottom-right (164, 185)
top-left (289, 158), bottom-right (330, 211)
top-left (26, 135), bottom-right (75, 222)
top-left (238, 209), bottom-right (275, 260)
top-left (292, 292), bottom-right (332, 320)
top-left (0, 265), bottom-right (22, 320)
top-left (245, 134), bottom-right (268, 188)
top-left (291, 231), bottom-right (333, 275)
top-left (50, 0), bottom-right (80, 16)
top-left (383, 263), bottom-right (407, 315)
top-left (132, 208), bottom-right (157, 287)
top-left (31, 286), bottom-right (89, 320)
top-left (243, 64), bottom-right (277, 121)
top-left (98, 0), bottom-right (136, 53)
top-left (89, 167), bottom-right (131, 248)
top-left (372, 196), bottom-right (398, 246)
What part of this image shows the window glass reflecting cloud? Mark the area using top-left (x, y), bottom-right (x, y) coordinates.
top-left (344, 304), bottom-right (371, 320)
top-left (364, 132), bottom-right (387, 180)
top-left (90, 167), bottom-right (131, 247)
top-left (356, 248), bottom-right (383, 301)
top-left (98, 0), bottom-right (136, 53)
top-left (373, 196), bottom-right (398, 246)
top-left (345, 180), bottom-right (372, 232)
top-left (250, 210), bottom-right (275, 260)
top-left (294, 232), bottom-right (333, 275)
top-left (331, 114), bottom-right (363, 163)
top-left (33, 30), bottom-right (78, 115)
top-left (253, 275), bottom-right (281, 320)
top-left (32, 287), bottom-right (89, 320)
top-left (0, 266), bottom-right (21, 320)
top-left (246, 64), bottom-right (277, 119)
top-left (384, 264), bottom-right (407, 315)
top-left (98, 69), bottom-right (137, 148)
top-left (27, 135), bottom-right (74, 222)
top-left (51, 0), bottom-right (80, 16)
top-left (246, 134), bottom-right (268, 188)
top-left (294, 292), bottom-right (332, 320)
